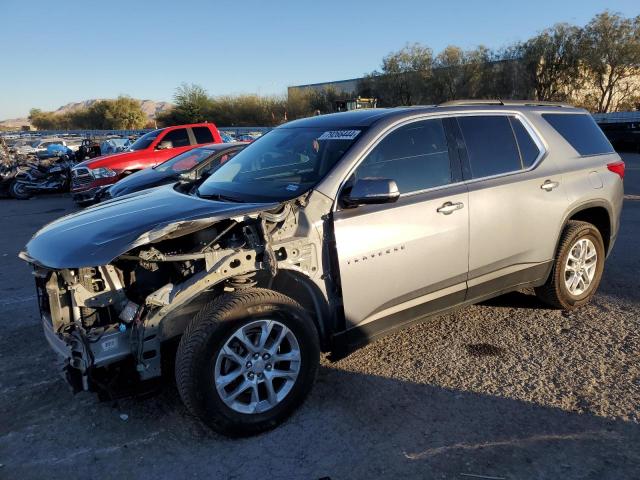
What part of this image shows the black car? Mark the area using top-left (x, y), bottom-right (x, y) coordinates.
top-left (102, 143), bottom-right (245, 200)
top-left (598, 121), bottom-right (640, 152)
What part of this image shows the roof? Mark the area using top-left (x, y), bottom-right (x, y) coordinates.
top-left (281, 101), bottom-right (586, 129)
top-left (281, 108), bottom-right (420, 128)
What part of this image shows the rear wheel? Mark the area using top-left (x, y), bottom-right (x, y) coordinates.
top-left (535, 220), bottom-right (605, 310)
top-left (9, 180), bottom-right (30, 199)
top-left (175, 288), bottom-right (319, 436)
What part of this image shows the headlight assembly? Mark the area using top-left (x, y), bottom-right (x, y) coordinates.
top-left (92, 167), bottom-right (118, 178)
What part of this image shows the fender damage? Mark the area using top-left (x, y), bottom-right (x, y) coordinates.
top-left (20, 185), bottom-right (332, 395)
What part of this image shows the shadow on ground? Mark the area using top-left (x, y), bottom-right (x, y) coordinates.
top-left (1, 345), bottom-right (639, 480)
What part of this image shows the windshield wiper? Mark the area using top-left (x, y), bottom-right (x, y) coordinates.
top-left (198, 191), bottom-right (245, 203)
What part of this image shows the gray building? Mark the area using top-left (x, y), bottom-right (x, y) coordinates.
top-left (288, 77), bottom-right (362, 97)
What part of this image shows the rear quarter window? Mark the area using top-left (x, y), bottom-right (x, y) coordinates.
top-left (542, 113), bottom-right (614, 156)
top-left (193, 126), bottom-right (214, 144)
top-left (509, 117), bottom-right (541, 168)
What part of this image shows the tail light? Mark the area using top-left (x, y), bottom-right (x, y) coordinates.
top-left (607, 161), bottom-right (625, 179)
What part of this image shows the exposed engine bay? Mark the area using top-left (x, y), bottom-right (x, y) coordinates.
top-left (27, 194), bottom-right (331, 397)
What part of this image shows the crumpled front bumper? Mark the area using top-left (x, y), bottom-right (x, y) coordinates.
top-left (41, 312), bottom-right (132, 391)
top-left (71, 186), bottom-right (108, 205)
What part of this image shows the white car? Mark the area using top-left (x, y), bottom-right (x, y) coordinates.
top-left (16, 138), bottom-right (67, 155)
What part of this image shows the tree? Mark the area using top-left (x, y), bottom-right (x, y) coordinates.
top-left (367, 43), bottom-right (434, 106)
top-left (29, 108), bottom-right (60, 130)
top-left (581, 11), bottom-right (640, 112)
top-left (432, 46), bottom-right (466, 100)
top-left (102, 96), bottom-right (147, 129)
top-left (519, 23), bottom-right (583, 102)
top-left (169, 83), bottom-right (214, 124)
top-left (431, 45), bottom-right (493, 101)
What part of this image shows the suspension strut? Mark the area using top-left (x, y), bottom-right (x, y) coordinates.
top-left (226, 272), bottom-right (258, 290)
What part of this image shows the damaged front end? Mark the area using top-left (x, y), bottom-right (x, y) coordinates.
top-left (21, 188), bottom-right (329, 398)
top-left (31, 264), bottom-right (144, 394)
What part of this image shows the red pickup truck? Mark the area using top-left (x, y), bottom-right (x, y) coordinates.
top-left (71, 123), bottom-right (223, 204)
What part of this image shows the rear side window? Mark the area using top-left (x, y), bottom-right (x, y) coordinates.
top-left (160, 128), bottom-right (190, 148)
top-left (543, 113), bottom-right (614, 156)
top-left (354, 119), bottom-right (451, 193)
top-left (457, 115), bottom-right (521, 178)
top-left (193, 126), bottom-right (214, 144)
top-left (509, 117), bottom-right (541, 167)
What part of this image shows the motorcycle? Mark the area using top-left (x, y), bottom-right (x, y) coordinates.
top-left (0, 162), bottom-right (21, 198)
top-left (10, 155), bottom-right (75, 199)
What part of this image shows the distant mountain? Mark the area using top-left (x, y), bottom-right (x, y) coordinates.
top-left (0, 98), bottom-right (174, 129)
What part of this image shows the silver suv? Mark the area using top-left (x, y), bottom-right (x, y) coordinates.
top-left (20, 100), bottom-right (624, 436)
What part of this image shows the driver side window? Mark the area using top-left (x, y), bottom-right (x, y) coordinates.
top-left (159, 128), bottom-right (190, 149)
top-left (354, 119), bottom-right (452, 194)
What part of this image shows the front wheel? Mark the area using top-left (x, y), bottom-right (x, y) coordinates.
top-left (535, 220), bottom-right (605, 310)
top-left (175, 288), bottom-right (320, 436)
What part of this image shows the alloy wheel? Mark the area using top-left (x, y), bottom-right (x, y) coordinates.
top-left (214, 319), bottom-right (301, 414)
top-left (564, 238), bottom-right (598, 296)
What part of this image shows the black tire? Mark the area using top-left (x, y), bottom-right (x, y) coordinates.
top-left (175, 288), bottom-right (320, 437)
top-left (535, 220), bottom-right (605, 310)
top-left (9, 180), bottom-right (30, 200)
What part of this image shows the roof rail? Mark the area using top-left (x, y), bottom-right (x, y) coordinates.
top-left (439, 99), bottom-right (572, 108)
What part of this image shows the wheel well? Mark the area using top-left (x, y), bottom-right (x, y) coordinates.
top-left (267, 270), bottom-right (331, 350)
top-left (568, 206), bottom-right (611, 253)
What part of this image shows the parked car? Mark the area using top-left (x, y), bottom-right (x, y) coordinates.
top-left (36, 144), bottom-right (75, 161)
top-left (598, 121), bottom-right (640, 152)
top-left (101, 143), bottom-right (246, 200)
top-left (70, 123), bottom-right (223, 205)
top-left (100, 137), bottom-right (132, 155)
top-left (220, 132), bottom-right (236, 143)
top-left (15, 138), bottom-right (66, 155)
top-left (6, 138), bottom-right (33, 152)
top-left (20, 101), bottom-right (623, 436)
top-left (235, 133), bottom-right (256, 143)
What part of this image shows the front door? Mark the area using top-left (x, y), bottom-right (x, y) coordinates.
top-left (332, 118), bottom-right (469, 342)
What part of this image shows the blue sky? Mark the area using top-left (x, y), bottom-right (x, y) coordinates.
top-left (1, 0), bottom-right (637, 119)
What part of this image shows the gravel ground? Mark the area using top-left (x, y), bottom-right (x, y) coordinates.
top-left (1, 154), bottom-right (639, 480)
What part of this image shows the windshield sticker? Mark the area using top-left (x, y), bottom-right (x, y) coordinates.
top-left (286, 184), bottom-right (299, 192)
top-left (318, 130), bottom-right (361, 141)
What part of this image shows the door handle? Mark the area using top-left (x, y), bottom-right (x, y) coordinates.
top-left (541, 180), bottom-right (560, 191)
top-left (437, 201), bottom-right (464, 215)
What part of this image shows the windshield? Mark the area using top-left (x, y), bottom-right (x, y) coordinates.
top-left (129, 130), bottom-right (160, 151)
top-left (155, 147), bottom-right (216, 173)
top-left (197, 127), bottom-right (362, 202)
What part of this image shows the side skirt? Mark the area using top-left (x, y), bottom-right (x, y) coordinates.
top-left (330, 261), bottom-right (552, 358)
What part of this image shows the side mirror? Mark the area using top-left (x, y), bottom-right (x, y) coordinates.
top-left (156, 141), bottom-right (173, 150)
top-left (341, 178), bottom-right (400, 207)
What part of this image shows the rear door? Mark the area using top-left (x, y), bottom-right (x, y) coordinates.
top-left (332, 117), bottom-right (469, 341)
top-left (191, 126), bottom-right (216, 146)
top-left (453, 114), bottom-right (566, 298)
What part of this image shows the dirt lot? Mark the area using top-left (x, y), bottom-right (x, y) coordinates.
top-left (1, 154), bottom-right (639, 480)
